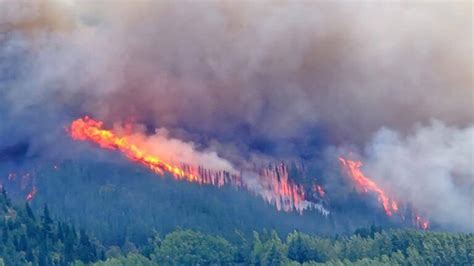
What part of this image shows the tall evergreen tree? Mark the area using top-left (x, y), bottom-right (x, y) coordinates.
top-left (25, 202), bottom-right (35, 221)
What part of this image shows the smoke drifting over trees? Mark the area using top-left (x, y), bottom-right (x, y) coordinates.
top-left (0, 1), bottom-right (472, 231)
top-left (363, 121), bottom-right (473, 231)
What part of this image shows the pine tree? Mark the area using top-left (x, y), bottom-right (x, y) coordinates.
top-left (78, 228), bottom-right (97, 263)
top-left (57, 221), bottom-right (64, 242)
top-left (19, 234), bottom-right (28, 251)
top-left (25, 202), bottom-right (35, 221)
top-left (266, 245), bottom-right (284, 265)
top-left (0, 188), bottom-right (11, 208)
top-left (25, 246), bottom-right (34, 263)
top-left (287, 232), bottom-right (307, 263)
top-left (42, 205), bottom-right (53, 227)
top-left (2, 223), bottom-right (9, 244)
top-left (38, 242), bottom-right (49, 266)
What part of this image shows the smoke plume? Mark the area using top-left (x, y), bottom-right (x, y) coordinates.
top-left (362, 121), bottom-right (474, 231)
top-left (0, 1), bottom-right (472, 230)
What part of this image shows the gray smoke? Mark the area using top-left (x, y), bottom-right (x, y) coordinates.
top-left (360, 121), bottom-right (473, 231)
top-left (0, 1), bottom-right (472, 230)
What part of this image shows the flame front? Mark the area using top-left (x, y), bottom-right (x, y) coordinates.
top-left (68, 116), bottom-right (324, 214)
top-left (258, 164), bottom-right (306, 212)
top-left (338, 157), bottom-right (398, 216)
top-left (339, 157), bottom-right (429, 229)
top-left (70, 116), bottom-right (241, 186)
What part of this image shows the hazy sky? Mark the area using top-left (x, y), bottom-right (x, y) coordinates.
top-left (0, 0), bottom-right (472, 231)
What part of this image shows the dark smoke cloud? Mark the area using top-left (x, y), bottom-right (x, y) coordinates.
top-left (0, 1), bottom-right (472, 230)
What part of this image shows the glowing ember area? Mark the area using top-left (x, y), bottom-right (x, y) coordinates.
top-left (69, 116), bottom-right (242, 187)
top-left (338, 157), bottom-right (399, 217)
top-left (26, 186), bottom-right (37, 201)
top-left (258, 163), bottom-right (306, 212)
top-left (416, 216), bottom-right (430, 230)
top-left (69, 116), bottom-right (325, 214)
top-left (313, 184), bottom-right (326, 198)
top-left (338, 157), bottom-right (430, 229)
top-left (245, 164), bottom-right (329, 215)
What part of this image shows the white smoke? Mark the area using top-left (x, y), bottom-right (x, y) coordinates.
top-left (0, 1), bottom-right (472, 228)
top-left (110, 122), bottom-right (330, 215)
top-left (1, 1), bottom-right (471, 147)
top-left (242, 171), bottom-right (329, 216)
top-left (114, 123), bottom-right (236, 173)
top-left (362, 121), bottom-right (474, 231)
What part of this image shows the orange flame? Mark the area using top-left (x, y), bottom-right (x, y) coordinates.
top-left (416, 215), bottom-right (430, 230)
top-left (258, 163), bottom-right (306, 212)
top-left (339, 157), bottom-right (430, 229)
top-left (69, 116), bottom-right (241, 187)
top-left (68, 116), bottom-right (324, 214)
top-left (26, 186), bottom-right (37, 201)
top-left (338, 157), bottom-right (398, 216)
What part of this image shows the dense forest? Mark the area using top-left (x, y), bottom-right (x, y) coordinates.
top-left (1, 187), bottom-right (472, 265)
top-left (0, 0), bottom-right (471, 265)
top-left (1, 158), bottom-right (428, 246)
top-left (1, 159), bottom-right (334, 245)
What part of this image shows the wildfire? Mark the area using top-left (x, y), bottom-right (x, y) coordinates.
top-left (339, 157), bottom-right (429, 230)
top-left (416, 215), bottom-right (430, 230)
top-left (68, 116), bottom-right (325, 214)
top-left (69, 116), bottom-right (241, 187)
top-left (338, 157), bottom-right (399, 216)
top-left (313, 184), bottom-right (325, 198)
top-left (258, 163), bottom-right (306, 212)
top-left (5, 171), bottom-right (38, 202)
top-left (26, 186), bottom-right (37, 201)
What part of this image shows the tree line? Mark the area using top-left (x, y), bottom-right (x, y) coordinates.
top-left (1, 187), bottom-right (472, 265)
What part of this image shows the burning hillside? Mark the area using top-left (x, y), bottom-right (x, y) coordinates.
top-left (338, 157), bottom-right (399, 217)
top-left (67, 116), bottom-right (436, 228)
top-left (68, 116), bottom-right (328, 215)
top-left (338, 157), bottom-right (429, 229)
top-left (0, 0), bottom-right (472, 233)
top-left (69, 116), bottom-right (242, 187)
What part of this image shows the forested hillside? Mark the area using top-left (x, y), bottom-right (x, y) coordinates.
top-left (1, 159), bottom-right (408, 246)
top-left (0, 188), bottom-right (103, 265)
top-left (0, 1), bottom-right (472, 265)
top-left (1, 188), bottom-right (472, 265)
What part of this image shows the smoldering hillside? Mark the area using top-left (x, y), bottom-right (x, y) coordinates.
top-left (0, 1), bottom-right (472, 232)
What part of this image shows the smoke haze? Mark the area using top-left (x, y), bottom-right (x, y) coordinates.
top-left (363, 121), bottom-right (473, 231)
top-left (0, 1), bottom-right (472, 231)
